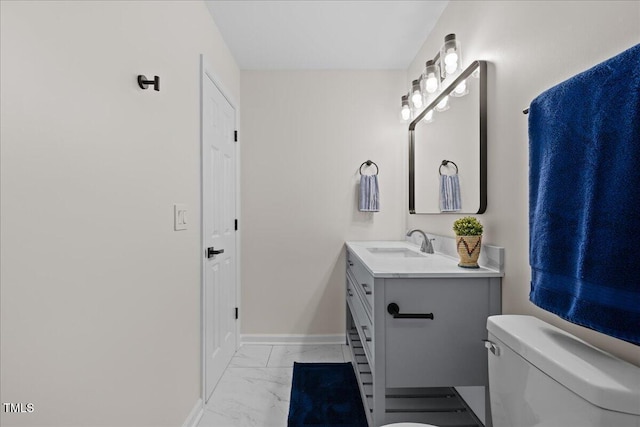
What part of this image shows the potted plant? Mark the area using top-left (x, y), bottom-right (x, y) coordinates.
top-left (452, 216), bottom-right (483, 268)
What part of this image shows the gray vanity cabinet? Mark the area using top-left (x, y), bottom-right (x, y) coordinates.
top-left (346, 248), bottom-right (501, 427)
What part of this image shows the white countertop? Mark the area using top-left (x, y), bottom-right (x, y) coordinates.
top-left (346, 240), bottom-right (504, 278)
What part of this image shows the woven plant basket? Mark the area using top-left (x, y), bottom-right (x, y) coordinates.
top-left (456, 235), bottom-right (482, 268)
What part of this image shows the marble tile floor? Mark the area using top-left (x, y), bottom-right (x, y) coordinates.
top-left (198, 344), bottom-right (352, 427)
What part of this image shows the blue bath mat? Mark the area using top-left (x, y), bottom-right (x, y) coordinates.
top-left (287, 362), bottom-right (368, 427)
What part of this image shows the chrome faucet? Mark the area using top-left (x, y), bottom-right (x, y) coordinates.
top-left (406, 229), bottom-right (434, 254)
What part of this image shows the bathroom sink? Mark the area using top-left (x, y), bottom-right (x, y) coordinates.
top-left (367, 247), bottom-right (426, 258)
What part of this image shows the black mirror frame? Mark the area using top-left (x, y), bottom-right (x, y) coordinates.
top-left (408, 60), bottom-right (487, 214)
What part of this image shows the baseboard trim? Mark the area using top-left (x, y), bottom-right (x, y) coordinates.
top-left (182, 398), bottom-right (204, 427)
top-left (241, 334), bottom-right (346, 345)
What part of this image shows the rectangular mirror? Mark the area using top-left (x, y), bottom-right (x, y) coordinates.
top-left (409, 60), bottom-right (486, 214)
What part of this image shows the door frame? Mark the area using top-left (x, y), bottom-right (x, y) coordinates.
top-left (199, 54), bottom-right (241, 403)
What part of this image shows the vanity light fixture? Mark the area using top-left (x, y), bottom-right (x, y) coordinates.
top-left (400, 33), bottom-right (466, 120)
top-left (401, 95), bottom-right (411, 121)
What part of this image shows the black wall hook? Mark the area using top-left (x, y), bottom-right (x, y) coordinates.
top-left (138, 75), bottom-right (160, 91)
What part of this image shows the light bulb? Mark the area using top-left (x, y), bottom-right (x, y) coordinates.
top-left (425, 76), bottom-right (438, 93)
top-left (444, 50), bottom-right (458, 75)
top-left (444, 50), bottom-right (458, 67)
top-left (436, 96), bottom-right (449, 111)
top-left (411, 90), bottom-right (423, 109)
top-left (423, 109), bottom-right (434, 122)
top-left (451, 79), bottom-right (467, 97)
top-left (401, 105), bottom-right (411, 121)
top-left (400, 95), bottom-right (411, 121)
top-left (410, 79), bottom-right (423, 109)
top-left (424, 59), bottom-right (440, 94)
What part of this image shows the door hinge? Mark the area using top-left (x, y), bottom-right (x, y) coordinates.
top-left (235, 307), bottom-right (239, 320)
top-left (235, 219), bottom-right (238, 231)
top-left (234, 130), bottom-right (238, 142)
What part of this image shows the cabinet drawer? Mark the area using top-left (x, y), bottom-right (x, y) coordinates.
top-left (346, 275), bottom-right (374, 363)
top-left (346, 250), bottom-right (374, 313)
top-left (347, 268), bottom-right (372, 321)
top-left (384, 278), bottom-right (490, 388)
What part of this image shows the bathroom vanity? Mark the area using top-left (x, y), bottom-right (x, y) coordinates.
top-left (345, 239), bottom-right (503, 427)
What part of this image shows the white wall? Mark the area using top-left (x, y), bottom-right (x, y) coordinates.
top-left (406, 0), bottom-right (639, 365)
top-left (240, 70), bottom-right (406, 336)
top-left (0, 1), bottom-right (239, 426)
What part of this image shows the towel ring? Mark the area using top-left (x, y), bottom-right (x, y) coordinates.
top-left (439, 160), bottom-right (458, 175)
top-left (359, 160), bottom-right (379, 176)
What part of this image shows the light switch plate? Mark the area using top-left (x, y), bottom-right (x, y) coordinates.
top-left (174, 204), bottom-right (187, 231)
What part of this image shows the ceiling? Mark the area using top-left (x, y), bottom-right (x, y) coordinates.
top-left (204, 1), bottom-right (448, 70)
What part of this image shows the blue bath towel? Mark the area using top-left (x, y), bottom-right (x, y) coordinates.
top-left (439, 174), bottom-right (461, 212)
top-left (528, 44), bottom-right (640, 345)
top-left (359, 175), bottom-right (379, 212)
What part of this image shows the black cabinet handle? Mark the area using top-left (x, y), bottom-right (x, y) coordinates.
top-left (387, 303), bottom-right (434, 319)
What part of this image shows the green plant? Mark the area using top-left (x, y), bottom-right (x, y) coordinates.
top-left (452, 216), bottom-right (483, 236)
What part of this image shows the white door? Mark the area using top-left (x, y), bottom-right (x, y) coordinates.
top-left (202, 67), bottom-right (237, 403)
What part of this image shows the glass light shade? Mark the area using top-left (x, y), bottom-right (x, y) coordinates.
top-left (435, 95), bottom-right (449, 112)
top-left (410, 79), bottom-right (423, 109)
top-left (440, 33), bottom-right (462, 78)
top-left (422, 109), bottom-right (434, 123)
top-left (424, 60), bottom-right (440, 94)
top-left (450, 79), bottom-right (468, 97)
top-left (400, 95), bottom-right (411, 121)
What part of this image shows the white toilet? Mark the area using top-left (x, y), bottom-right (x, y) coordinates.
top-left (383, 315), bottom-right (640, 427)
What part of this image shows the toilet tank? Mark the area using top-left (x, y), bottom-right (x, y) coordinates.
top-left (486, 315), bottom-right (640, 427)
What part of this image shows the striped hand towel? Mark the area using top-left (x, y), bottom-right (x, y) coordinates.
top-left (439, 174), bottom-right (461, 212)
top-left (359, 175), bottom-right (379, 212)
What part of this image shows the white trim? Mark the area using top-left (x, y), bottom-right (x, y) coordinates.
top-left (241, 334), bottom-right (347, 345)
top-left (200, 54), bottom-right (241, 405)
top-left (199, 56), bottom-right (239, 109)
top-left (199, 54), bottom-right (205, 407)
top-left (182, 398), bottom-right (204, 427)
